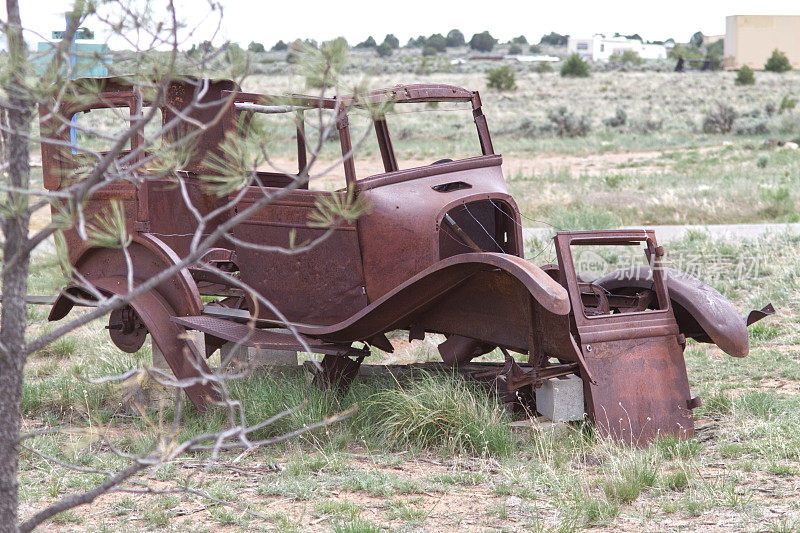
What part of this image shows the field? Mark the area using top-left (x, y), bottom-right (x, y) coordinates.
top-left (17, 63), bottom-right (800, 531)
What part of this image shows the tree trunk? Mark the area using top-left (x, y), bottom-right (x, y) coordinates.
top-left (0, 245), bottom-right (28, 533)
top-left (0, 0), bottom-right (32, 530)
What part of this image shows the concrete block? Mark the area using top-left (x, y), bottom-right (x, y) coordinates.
top-left (536, 374), bottom-right (585, 422)
top-left (220, 341), bottom-right (297, 370)
top-left (130, 331), bottom-right (205, 413)
top-left (150, 330), bottom-right (205, 370)
top-left (251, 347), bottom-right (298, 366)
top-left (509, 417), bottom-right (574, 439)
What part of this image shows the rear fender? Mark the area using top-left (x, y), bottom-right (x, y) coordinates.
top-left (595, 266), bottom-right (757, 357)
top-left (48, 233), bottom-right (202, 321)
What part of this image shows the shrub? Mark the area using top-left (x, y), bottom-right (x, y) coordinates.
top-left (668, 43), bottom-right (703, 60)
top-left (759, 186), bottom-right (795, 218)
top-left (603, 108), bottom-right (627, 128)
top-left (247, 41), bottom-right (265, 53)
top-left (516, 117), bottom-right (540, 137)
top-left (508, 43), bottom-right (522, 55)
top-left (707, 39), bottom-right (723, 55)
top-left (223, 42), bottom-right (244, 63)
top-left (529, 44), bottom-right (542, 54)
top-left (511, 35), bottom-right (528, 44)
top-left (383, 34), bottom-right (399, 49)
top-left (355, 36), bottom-right (377, 49)
top-left (445, 29), bottom-right (465, 47)
top-left (535, 61), bottom-right (553, 73)
top-left (421, 45), bottom-right (438, 57)
top-left (375, 43), bottom-right (392, 58)
top-left (765, 49), bottom-right (792, 72)
top-left (486, 65), bottom-right (517, 91)
top-left (735, 65), bottom-right (755, 86)
top-left (407, 35), bottom-right (426, 48)
top-left (561, 53), bottom-right (590, 77)
top-left (546, 106), bottom-right (591, 137)
top-left (779, 113), bottom-right (800, 134)
top-left (271, 40), bottom-right (288, 52)
top-left (734, 117), bottom-right (769, 135)
top-left (426, 33), bottom-right (447, 53)
top-left (702, 103), bottom-right (738, 133)
top-left (779, 94), bottom-right (797, 114)
top-left (707, 52), bottom-right (722, 71)
top-left (620, 50), bottom-right (642, 64)
top-left (286, 39), bottom-right (305, 63)
top-left (632, 118), bottom-right (664, 134)
top-left (539, 32), bottom-right (568, 47)
top-left (469, 31), bottom-right (496, 52)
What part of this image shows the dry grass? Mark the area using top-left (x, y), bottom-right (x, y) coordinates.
top-left (17, 231), bottom-right (800, 532)
top-left (16, 66), bottom-right (800, 530)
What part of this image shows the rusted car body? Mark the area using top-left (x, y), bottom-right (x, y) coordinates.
top-left (41, 78), bottom-right (771, 443)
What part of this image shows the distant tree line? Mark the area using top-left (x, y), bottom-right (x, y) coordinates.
top-left (233, 29), bottom-right (578, 59)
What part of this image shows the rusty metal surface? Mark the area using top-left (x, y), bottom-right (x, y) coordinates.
top-left (40, 78), bottom-right (767, 438)
top-left (172, 315), bottom-right (369, 357)
top-left (581, 335), bottom-right (694, 443)
top-left (230, 188), bottom-right (368, 325)
top-left (108, 305), bottom-right (147, 353)
top-left (595, 266), bottom-right (755, 357)
top-left (553, 230), bottom-right (695, 443)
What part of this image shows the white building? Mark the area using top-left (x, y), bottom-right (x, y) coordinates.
top-left (567, 34), bottom-right (669, 62)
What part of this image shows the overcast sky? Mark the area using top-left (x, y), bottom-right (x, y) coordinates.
top-left (5, 0), bottom-right (800, 49)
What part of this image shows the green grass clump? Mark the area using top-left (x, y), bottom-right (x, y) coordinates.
top-left (185, 370), bottom-right (513, 456)
top-left (736, 391), bottom-right (779, 419)
top-left (332, 518), bottom-right (382, 533)
top-left (33, 336), bottom-right (80, 359)
top-left (759, 186), bottom-right (796, 220)
top-left (656, 436), bottom-right (700, 460)
top-left (697, 389), bottom-right (733, 418)
top-left (662, 469), bottom-right (690, 491)
top-left (362, 372), bottom-right (515, 456)
top-left (199, 372), bottom-right (362, 444)
top-left (601, 453), bottom-right (658, 504)
top-left (314, 500), bottom-right (362, 521)
top-left (21, 373), bottom-right (117, 418)
top-left (563, 489), bottom-right (620, 526)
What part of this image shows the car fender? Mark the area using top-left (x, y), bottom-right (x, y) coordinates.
top-left (48, 233), bottom-right (202, 321)
top-left (255, 252), bottom-right (570, 346)
top-left (595, 266), bottom-right (749, 357)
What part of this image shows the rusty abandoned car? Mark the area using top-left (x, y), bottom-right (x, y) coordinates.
top-left (39, 78), bottom-right (773, 443)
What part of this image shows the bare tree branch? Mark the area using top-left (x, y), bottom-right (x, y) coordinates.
top-left (18, 460), bottom-right (149, 533)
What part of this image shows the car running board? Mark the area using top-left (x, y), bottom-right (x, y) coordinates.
top-left (171, 314), bottom-right (369, 357)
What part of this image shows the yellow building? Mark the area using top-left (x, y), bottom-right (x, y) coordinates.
top-left (724, 15), bottom-right (800, 70)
